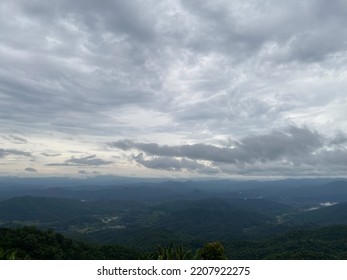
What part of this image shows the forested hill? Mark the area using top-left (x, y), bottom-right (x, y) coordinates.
top-left (2, 225), bottom-right (347, 260)
top-left (0, 226), bottom-right (140, 260)
top-left (1, 179), bottom-right (347, 260)
top-left (0, 195), bottom-right (291, 246)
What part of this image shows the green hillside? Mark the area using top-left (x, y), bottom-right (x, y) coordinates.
top-left (287, 202), bottom-right (347, 225)
top-left (0, 196), bottom-right (90, 222)
top-left (1, 193), bottom-right (347, 259)
top-left (0, 226), bottom-right (139, 260)
top-left (227, 225), bottom-right (347, 259)
top-left (2, 225), bottom-right (347, 259)
top-left (151, 198), bottom-right (271, 239)
top-left (0, 195), bottom-right (291, 250)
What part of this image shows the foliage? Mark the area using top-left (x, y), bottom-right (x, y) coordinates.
top-left (226, 225), bottom-right (347, 259)
top-left (0, 226), bottom-right (140, 260)
top-left (146, 243), bottom-right (193, 260)
top-left (0, 247), bottom-right (19, 260)
top-left (195, 241), bottom-right (226, 260)
top-left (2, 225), bottom-right (347, 260)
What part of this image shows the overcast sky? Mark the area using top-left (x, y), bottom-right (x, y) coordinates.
top-left (1, 0), bottom-right (347, 179)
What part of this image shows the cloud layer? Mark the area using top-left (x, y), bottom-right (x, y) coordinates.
top-left (0, 0), bottom-right (346, 177)
top-left (109, 127), bottom-right (347, 176)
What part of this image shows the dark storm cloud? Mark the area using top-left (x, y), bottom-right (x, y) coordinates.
top-left (46, 155), bottom-right (113, 166)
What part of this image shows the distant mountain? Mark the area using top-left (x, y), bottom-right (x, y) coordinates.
top-left (0, 185), bottom-right (187, 202)
top-left (1, 179), bottom-right (346, 206)
top-left (0, 176), bottom-right (168, 191)
top-left (241, 180), bottom-right (347, 206)
top-left (0, 175), bottom-right (342, 192)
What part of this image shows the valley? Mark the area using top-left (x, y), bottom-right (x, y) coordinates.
top-left (1, 178), bottom-right (347, 259)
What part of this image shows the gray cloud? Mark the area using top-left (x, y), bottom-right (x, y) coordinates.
top-left (42, 153), bottom-right (61, 157)
top-left (133, 153), bottom-right (218, 174)
top-left (1, 0), bottom-right (347, 178)
top-left (47, 155), bottom-right (113, 166)
top-left (25, 167), bottom-right (37, 173)
top-left (1, 0), bottom-right (346, 136)
top-left (109, 126), bottom-right (347, 176)
top-left (110, 127), bottom-right (323, 165)
top-left (0, 0), bottom-right (160, 136)
top-left (2, 135), bottom-right (27, 144)
top-left (0, 149), bottom-right (32, 158)
top-left (180, 0), bottom-right (347, 61)
top-left (330, 132), bottom-right (347, 146)
top-left (78, 170), bottom-right (101, 175)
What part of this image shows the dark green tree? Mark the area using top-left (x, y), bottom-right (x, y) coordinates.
top-left (147, 243), bottom-right (193, 260)
top-left (195, 241), bottom-right (226, 260)
top-left (0, 247), bottom-right (18, 260)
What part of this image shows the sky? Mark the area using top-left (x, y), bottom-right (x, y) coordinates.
top-left (0, 0), bottom-right (347, 179)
